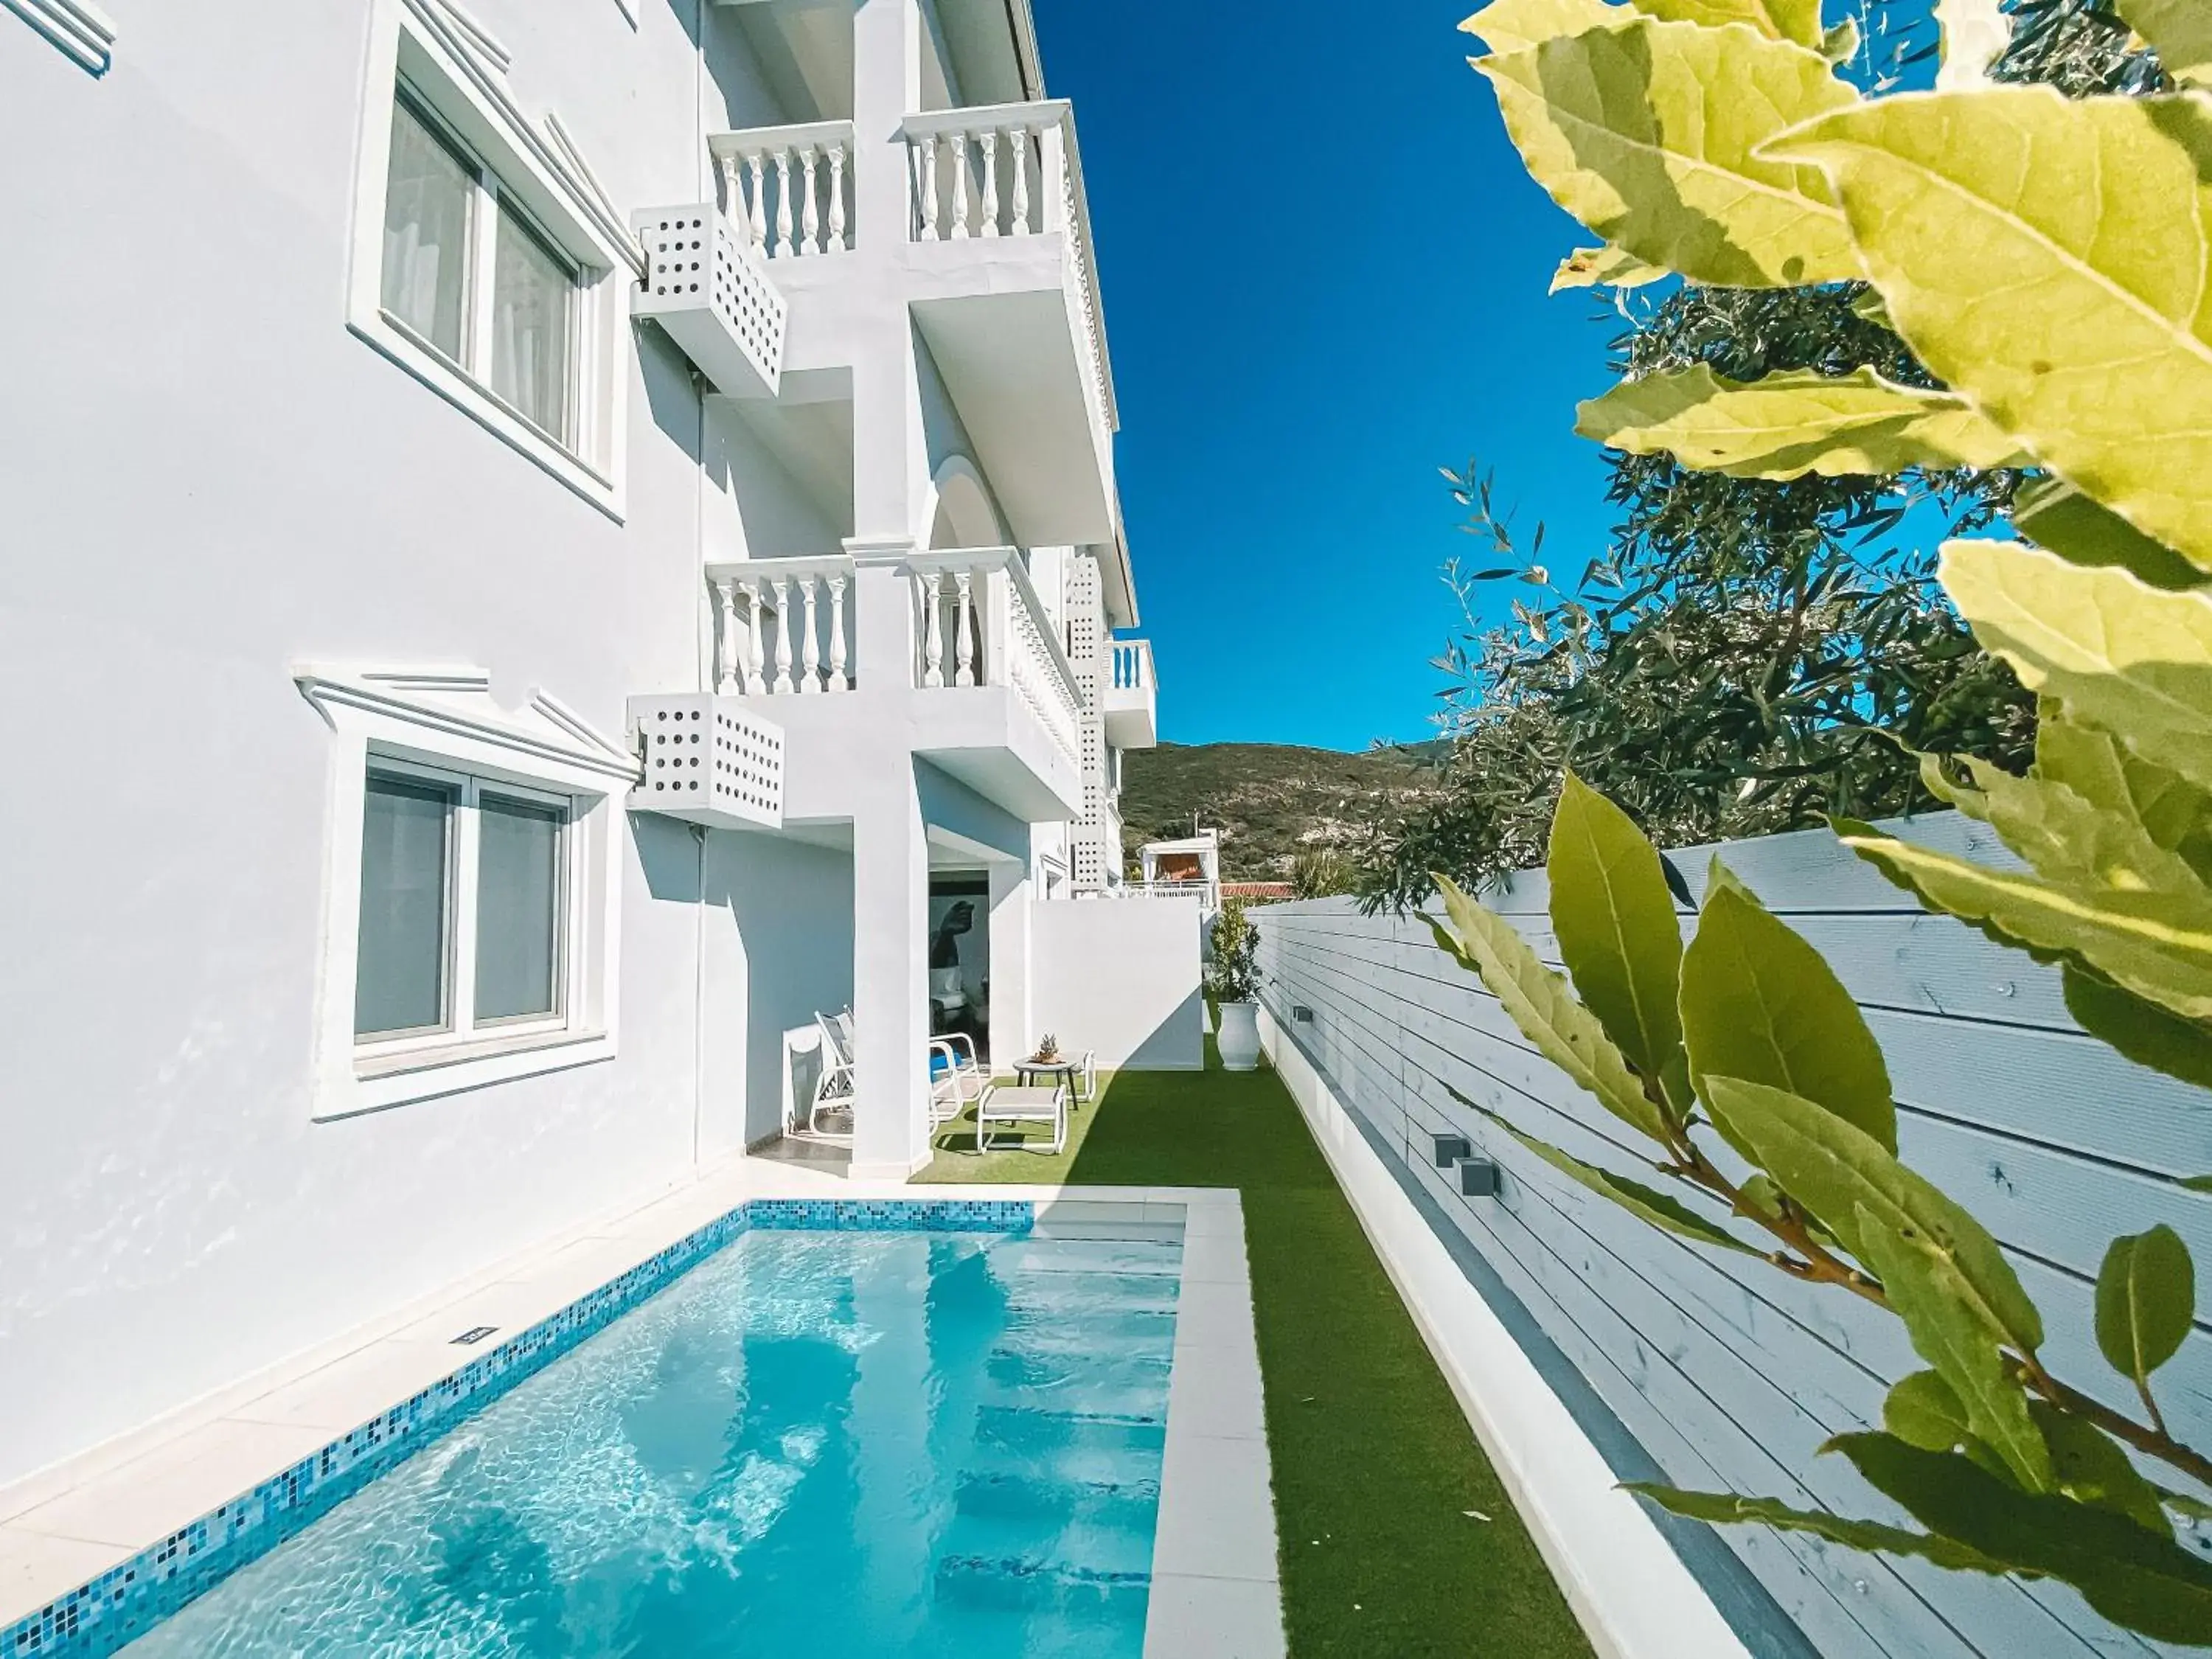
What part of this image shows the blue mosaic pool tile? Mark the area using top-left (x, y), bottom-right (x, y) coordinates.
top-left (1, 1196), bottom-right (1031, 1659)
top-left (749, 1197), bottom-right (1034, 1234)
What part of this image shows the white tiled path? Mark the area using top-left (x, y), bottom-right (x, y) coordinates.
top-left (0, 1158), bottom-right (1284, 1657)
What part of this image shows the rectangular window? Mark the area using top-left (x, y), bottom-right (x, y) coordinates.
top-left (355, 765), bottom-right (573, 1052)
top-left (380, 93), bottom-right (473, 361)
top-left (491, 206), bottom-right (576, 442)
top-left (376, 83), bottom-right (581, 448)
top-left (356, 773), bottom-right (454, 1037)
top-left (476, 793), bottom-right (563, 1023)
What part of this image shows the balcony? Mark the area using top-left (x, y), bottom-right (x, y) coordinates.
top-left (699, 101), bottom-right (1118, 549)
top-left (900, 101), bottom-right (1116, 548)
top-left (703, 547), bottom-right (1082, 824)
top-left (1102, 639), bottom-right (1156, 750)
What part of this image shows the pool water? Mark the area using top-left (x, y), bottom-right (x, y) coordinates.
top-left (128, 1225), bottom-right (1183, 1658)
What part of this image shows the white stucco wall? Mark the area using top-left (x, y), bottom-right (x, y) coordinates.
top-left (0, 0), bottom-right (824, 1489)
top-left (1029, 901), bottom-right (1203, 1071)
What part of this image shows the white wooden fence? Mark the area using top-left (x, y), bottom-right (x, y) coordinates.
top-left (1256, 813), bottom-right (2209, 1659)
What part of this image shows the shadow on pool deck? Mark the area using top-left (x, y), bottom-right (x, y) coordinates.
top-left (919, 1043), bottom-right (1597, 1659)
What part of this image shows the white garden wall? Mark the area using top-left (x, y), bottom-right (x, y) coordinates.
top-left (1029, 900), bottom-right (1203, 1070)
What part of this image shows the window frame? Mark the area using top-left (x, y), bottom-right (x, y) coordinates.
top-left (353, 758), bottom-right (579, 1057)
top-left (348, 0), bottom-right (633, 517)
top-left (299, 668), bottom-right (632, 1122)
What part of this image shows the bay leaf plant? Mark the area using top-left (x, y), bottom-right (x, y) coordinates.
top-left (1428, 0), bottom-right (2212, 1640)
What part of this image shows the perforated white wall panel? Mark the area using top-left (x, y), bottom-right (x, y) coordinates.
top-left (631, 205), bottom-right (785, 399)
top-left (626, 695), bottom-right (783, 829)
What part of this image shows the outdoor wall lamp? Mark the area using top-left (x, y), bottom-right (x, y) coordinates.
top-left (1456, 1158), bottom-right (1502, 1198)
top-left (1431, 1133), bottom-right (1471, 1168)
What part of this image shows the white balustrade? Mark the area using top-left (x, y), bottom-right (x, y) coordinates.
top-left (709, 122), bottom-right (855, 260)
top-left (1110, 639), bottom-right (1153, 693)
top-left (908, 548), bottom-right (1082, 771)
top-left (902, 101), bottom-right (1116, 442)
top-left (706, 557), bottom-right (857, 696)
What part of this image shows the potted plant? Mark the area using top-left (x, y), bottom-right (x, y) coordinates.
top-left (1207, 899), bottom-right (1264, 1071)
top-left (1033, 1032), bottom-right (1060, 1064)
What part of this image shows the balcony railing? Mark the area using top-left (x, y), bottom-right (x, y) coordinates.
top-left (910, 548), bottom-right (1082, 770)
top-left (1109, 639), bottom-right (1153, 696)
top-left (703, 549), bottom-right (1082, 771)
top-left (709, 122), bottom-right (856, 260)
top-left (708, 554), bottom-right (856, 695)
top-left (900, 100), bottom-right (1116, 434)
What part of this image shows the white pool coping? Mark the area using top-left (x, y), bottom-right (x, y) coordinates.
top-left (0, 1159), bottom-right (1284, 1657)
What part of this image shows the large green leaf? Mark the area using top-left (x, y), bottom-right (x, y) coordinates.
top-left (1461, 0), bottom-right (1627, 54)
top-left (1548, 774), bottom-right (1692, 1117)
top-left (1551, 243), bottom-right (1669, 291)
top-left (1622, 1481), bottom-right (2011, 1572)
top-left (2097, 1225), bottom-right (2199, 1391)
top-left (1628, 0), bottom-right (1823, 48)
top-left (1702, 1077), bottom-right (2045, 1352)
top-left (2036, 706), bottom-right (2212, 881)
top-left (1834, 817), bottom-right (2212, 1021)
top-left (1430, 877), bottom-right (1671, 1141)
top-left (1856, 1208), bottom-right (2053, 1491)
top-left (1884, 1370), bottom-right (1975, 1452)
top-left (2063, 965), bottom-right (2212, 1091)
top-left (1826, 1433), bottom-right (2212, 1642)
top-left (1917, 751), bottom-right (2210, 899)
top-left (1576, 364), bottom-right (2031, 479)
top-left (2013, 478), bottom-right (2208, 592)
top-left (1941, 541), bottom-right (2212, 792)
top-left (1497, 1118), bottom-right (1759, 1252)
top-left (2116, 0), bottom-right (2212, 87)
top-left (1680, 886), bottom-right (1896, 1151)
top-left (1767, 90), bottom-right (2212, 572)
top-left (1477, 19), bottom-right (1863, 289)
top-left (2034, 1405), bottom-right (2174, 1536)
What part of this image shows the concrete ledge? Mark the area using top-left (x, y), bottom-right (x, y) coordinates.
top-left (1259, 1009), bottom-right (1753, 1659)
top-left (1144, 1189), bottom-right (1287, 1659)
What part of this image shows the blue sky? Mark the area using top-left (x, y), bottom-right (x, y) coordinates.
top-left (1033, 1), bottom-right (1628, 752)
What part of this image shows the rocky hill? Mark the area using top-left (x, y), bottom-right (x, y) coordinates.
top-left (1117, 741), bottom-right (1444, 880)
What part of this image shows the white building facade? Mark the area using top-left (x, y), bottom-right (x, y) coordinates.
top-left (0, 0), bottom-right (1156, 1495)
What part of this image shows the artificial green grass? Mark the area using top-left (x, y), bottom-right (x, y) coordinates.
top-left (920, 1047), bottom-right (1596, 1659)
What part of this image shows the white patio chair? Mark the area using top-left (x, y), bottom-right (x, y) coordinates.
top-left (801, 1009), bottom-right (858, 1139)
top-left (929, 1031), bottom-right (986, 1126)
top-left (801, 1009), bottom-right (983, 1137)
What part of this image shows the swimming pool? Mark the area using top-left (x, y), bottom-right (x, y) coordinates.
top-left (119, 1219), bottom-right (1183, 1656)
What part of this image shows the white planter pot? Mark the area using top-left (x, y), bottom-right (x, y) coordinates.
top-left (1217, 1001), bottom-right (1262, 1072)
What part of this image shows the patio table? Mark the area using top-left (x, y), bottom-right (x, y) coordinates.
top-left (975, 1083), bottom-right (1068, 1155)
top-left (1012, 1057), bottom-right (1081, 1096)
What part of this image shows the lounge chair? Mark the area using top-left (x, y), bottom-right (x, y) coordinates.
top-left (799, 1009), bottom-right (984, 1139)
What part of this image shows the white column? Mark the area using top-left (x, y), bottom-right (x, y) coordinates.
top-left (773, 150), bottom-right (796, 259)
top-left (948, 131), bottom-right (971, 239)
top-left (978, 128), bottom-right (1001, 237)
top-left (987, 860), bottom-right (1032, 1071)
top-left (799, 576), bottom-right (824, 692)
top-left (827, 574), bottom-right (850, 691)
top-left (745, 578), bottom-right (768, 695)
top-left (827, 144), bottom-right (849, 251)
top-left (1010, 127), bottom-right (1032, 234)
top-left (920, 569), bottom-right (945, 688)
top-left (771, 576), bottom-right (795, 693)
top-left (917, 136), bottom-right (939, 241)
top-left (743, 151), bottom-right (768, 251)
top-left (716, 577), bottom-right (740, 692)
top-left (849, 554), bottom-right (933, 1182)
top-left (800, 143), bottom-right (824, 254)
top-left (953, 568), bottom-right (975, 688)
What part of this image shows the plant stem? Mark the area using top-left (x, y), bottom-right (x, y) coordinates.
top-left (2022, 1363), bottom-right (2212, 1489)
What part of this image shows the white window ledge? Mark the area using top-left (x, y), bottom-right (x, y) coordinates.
top-left (4, 0), bottom-right (113, 75)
